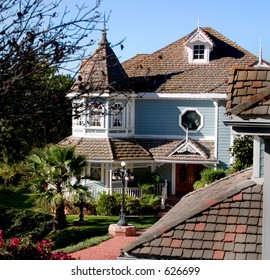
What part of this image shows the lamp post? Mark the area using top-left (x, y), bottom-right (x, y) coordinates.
top-left (112, 161), bottom-right (134, 227)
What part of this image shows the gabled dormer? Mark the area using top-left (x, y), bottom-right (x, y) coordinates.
top-left (185, 27), bottom-right (214, 64)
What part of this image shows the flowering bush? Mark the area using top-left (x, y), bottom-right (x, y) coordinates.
top-left (0, 230), bottom-right (75, 260)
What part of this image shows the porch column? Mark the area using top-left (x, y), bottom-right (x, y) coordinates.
top-left (263, 138), bottom-right (270, 259)
top-left (109, 165), bottom-right (113, 195)
top-left (253, 136), bottom-right (263, 184)
top-left (171, 163), bottom-right (176, 195)
top-left (213, 99), bottom-right (218, 160)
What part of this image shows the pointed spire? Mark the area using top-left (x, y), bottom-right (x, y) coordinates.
top-left (254, 37), bottom-right (268, 68)
top-left (99, 15), bottom-right (109, 46)
top-left (99, 27), bottom-right (109, 45)
top-left (75, 24), bottom-right (129, 93)
top-left (197, 17), bottom-right (200, 31)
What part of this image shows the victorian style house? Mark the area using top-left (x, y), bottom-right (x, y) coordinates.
top-left (61, 26), bottom-right (259, 200)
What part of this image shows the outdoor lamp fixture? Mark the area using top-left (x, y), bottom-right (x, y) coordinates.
top-left (112, 161), bottom-right (134, 226)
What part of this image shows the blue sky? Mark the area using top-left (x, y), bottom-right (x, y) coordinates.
top-left (86, 0), bottom-right (270, 63)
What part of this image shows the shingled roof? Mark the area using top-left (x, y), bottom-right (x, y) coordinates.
top-left (71, 28), bottom-right (130, 93)
top-left (122, 27), bottom-right (258, 93)
top-left (120, 168), bottom-right (262, 260)
top-left (226, 67), bottom-right (270, 117)
top-left (59, 136), bottom-right (216, 163)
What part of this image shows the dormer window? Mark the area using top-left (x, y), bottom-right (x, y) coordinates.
top-left (185, 27), bottom-right (214, 64)
top-left (193, 45), bottom-right (205, 60)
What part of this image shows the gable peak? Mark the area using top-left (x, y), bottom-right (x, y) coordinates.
top-left (185, 27), bottom-right (214, 47)
top-left (168, 138), bottom-right (208, 158)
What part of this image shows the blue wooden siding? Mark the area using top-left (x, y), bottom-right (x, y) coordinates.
top-left (135, 99), bottom-right (215, 137)
top-left (217, 101), bottom-right (231, 168)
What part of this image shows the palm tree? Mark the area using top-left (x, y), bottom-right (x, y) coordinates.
top-left (28, 144), bottom-right (88, 230)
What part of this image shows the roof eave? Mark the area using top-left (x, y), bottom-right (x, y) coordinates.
top-left (224, 118), bottom-right (270, 135)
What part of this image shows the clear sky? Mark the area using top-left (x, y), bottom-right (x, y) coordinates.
top-left (86, 0), bottom-right (270, 63)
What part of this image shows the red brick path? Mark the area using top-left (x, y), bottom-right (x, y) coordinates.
top-left (71, 236), bottom-right (138, 260)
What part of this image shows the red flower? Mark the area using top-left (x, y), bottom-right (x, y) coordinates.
top-left (9, 237), bottom-right (20, 247)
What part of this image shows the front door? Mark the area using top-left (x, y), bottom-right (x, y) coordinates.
top-left (175, 164), bottom-right (204, 197)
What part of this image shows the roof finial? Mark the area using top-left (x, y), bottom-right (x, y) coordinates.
top-left (254, 37), bottom-right (265, 68)
top-left (100, 13), bottom-right (109, 45)
top-left (259, 36), bottom-right (263, 66)
top-left (103, 13), bottom-right (106, 32)
top-left (197, 17), bottom-right (200, 30)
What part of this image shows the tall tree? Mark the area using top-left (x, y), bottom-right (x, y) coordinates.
top-left (0, 67), bottom-right (73, 163)
top-left (28, 144), bottom-right (88, 230)
top-left (0, 0), bottom-right (103, 162)
top-left (229, 135), bottom-right (253, 172)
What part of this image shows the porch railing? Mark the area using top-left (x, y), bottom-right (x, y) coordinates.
top-left (112, 180), bottom-right (168, 209)
top-left (83, 179), bottom-right (168, 209)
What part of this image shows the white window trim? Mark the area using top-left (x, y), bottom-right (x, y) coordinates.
top-left (185, 28), bottom-right (214, 64)
top-left (110, 102), bottom-right (125, 128)
top-left (72, 99), bottom-right (85, 127)
top-left (186, 43), bottom-right (211, 64)
top-left (179, 108), bottom-right (204, 133)
top-left (86, 103), bottom-right (105, 128)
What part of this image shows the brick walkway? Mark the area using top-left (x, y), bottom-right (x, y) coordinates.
top-left (71, 234), bottom-right (141, 260)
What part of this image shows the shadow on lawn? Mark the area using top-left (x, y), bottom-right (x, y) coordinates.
top-left (50, 215), bottom-right (159, 250)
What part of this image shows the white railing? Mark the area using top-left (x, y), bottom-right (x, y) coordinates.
top-left (82, 179), bottom-right (168, 209)
top-left (112, 180), bottom-right (168, 209)
top-left (112, 187), bottom-right (142, 198)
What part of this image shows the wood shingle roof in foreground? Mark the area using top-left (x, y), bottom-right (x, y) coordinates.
top-left (122, 27), bottom-right (258, 94)
top-left (120, 168), bottom-right (262, 260)
top-left (226, 67), bottom-right (270, 117)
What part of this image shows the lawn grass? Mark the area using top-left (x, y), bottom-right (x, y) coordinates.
top-left (57, 235), bottom-right (113, 254)
top-left (0, 185), bottom-right (160, 254)
top-left (50, 215), bottom-right (159, 252)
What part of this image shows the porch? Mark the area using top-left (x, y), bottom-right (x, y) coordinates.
top-left (83, 179), bottom-right (168, 210)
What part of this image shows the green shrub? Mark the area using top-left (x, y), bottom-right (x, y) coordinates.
top-left (193, 180), bottom-right (205, 190)
top-left (95, 193), bottom-right (119, 216)
top-left (193, 168), bottom-right (226, 190)
top-left (229, 135), bottom-right (253, 172)
top-left (139, 194), bottom-right (161, 215)
top-left (139, 183), bottom-right (155, 193)
top-left (95, 192), bottom-right (161, 216)
top-left (0, 161), bottom-right (25, 186)
top-left (125, 197), bottom-right (141, 215)
top-left (0, 208), bottom-right (53, 242)
top-left (200, 168), bottom-right (226, 184)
